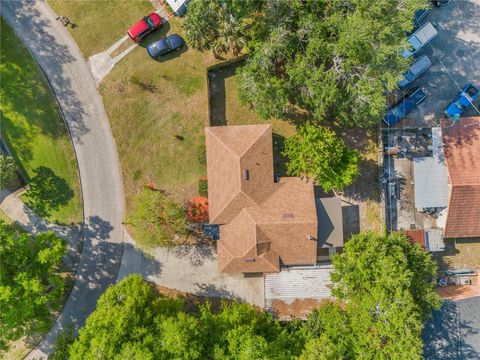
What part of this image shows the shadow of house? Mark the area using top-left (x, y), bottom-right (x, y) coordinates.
top-left (341, 205), bottom-right (360, 241)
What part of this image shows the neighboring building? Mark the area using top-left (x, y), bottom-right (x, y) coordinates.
top-left (205, 124), bottom-right (343, 274)
top-left (164, 0), bottom-right (189, 16)
top-left (411, 118), bottom-right (480, 240)
top-left (405, 228), bottom-right (445, 252)
top-left (413, 127), bottom-right (449, 210)
top-left (442, 117), bottom-right (480, 239)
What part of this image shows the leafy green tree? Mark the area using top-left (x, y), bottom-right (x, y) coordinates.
top-left (68, 275), bottom-right (304, 360)
top-left (282, 122), bottom-right (360, 192)
top-left (128, 189), bottom-right (190, 248)
top-left (328, 231), bottom-right (441, 359)
top-left (50, 324), bottom-right (75, 360)
top-left (182, 0), bottom-right (221, 52)
top-left (0, 154), bottom-right (17, 188)
top-left (69, 274), bottom-right (174, 360)
top-left (190, 0), bottom-right (427, 126)
top-left (0, 220), bottom-right (66, 350)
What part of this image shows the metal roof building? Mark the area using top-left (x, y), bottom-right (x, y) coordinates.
top-left (413, 127), bottom-right (449, 209)
top-left (413, 157), bottom-right (449, 209)
top-left (264, 265), bottom-right (334, 320)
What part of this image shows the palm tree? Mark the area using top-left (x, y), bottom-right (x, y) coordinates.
top-left (182, 1), bottom-right (220, 51)
top-left (214, 7), bottom-right (246, 56)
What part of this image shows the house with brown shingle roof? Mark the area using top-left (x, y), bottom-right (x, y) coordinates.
top-left (205, 124), bottom-right (343, 274)
top-left (442, 117), bottom-right (480, 239)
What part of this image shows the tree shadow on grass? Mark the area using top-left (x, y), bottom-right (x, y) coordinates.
top-left (23, 166), bottom-right (73, 218)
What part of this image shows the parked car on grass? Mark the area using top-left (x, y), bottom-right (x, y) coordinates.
top-left (398, 55), bottom-right (432, 88)
top-left (147, 34), bottom-right (184, 59)
top-left (401, 22), bottom-right (438, 58)
top-left (384, 87), bottom-right (427, 126)
top-left (444, 83), bottom-right (480, 118)
top-left (128, 13), bottom-right (162, 43)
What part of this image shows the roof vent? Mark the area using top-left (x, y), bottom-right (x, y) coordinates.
top-left (282, 213), bottom-right (294, 219)
top-left (243, 257), bottom-right (256, 263)
top-left (307, 235), bottom-right (316, 241)
top-left (242, 169), bottom-right (249, 180)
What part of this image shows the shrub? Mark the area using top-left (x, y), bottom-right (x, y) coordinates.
top-left (197, 143), bottom-right (207, 166)
top-left (128, 189), bottom-right (190, 248)
top-left (198, 179), bottom-right (208, 197)
top-left (0, 154), bottom-right (17, 188)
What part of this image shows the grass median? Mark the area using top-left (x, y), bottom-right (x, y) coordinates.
top-left (0, 18), bottom-right (82, 224)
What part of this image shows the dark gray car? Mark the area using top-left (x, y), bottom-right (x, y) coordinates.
top-left (147, 34), bottom-right (183, 58)
top-left (398, 55), bottom-right (432, 88)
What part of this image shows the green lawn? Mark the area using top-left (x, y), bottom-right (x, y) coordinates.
top-left (0, 19), bottom-right (82, 224)
top-left (100, 17), bottom-right (214, 210)
top-left (48, 0), bottom-right (154, 58)
top-left (98, 16), bottom-right (298, 216)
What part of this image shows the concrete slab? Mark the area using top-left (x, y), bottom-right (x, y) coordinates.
top-left (117, 234), bottom-right (265, 307)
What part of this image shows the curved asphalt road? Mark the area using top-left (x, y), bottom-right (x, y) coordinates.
top-left (1, 1), bottom-right (125, 358)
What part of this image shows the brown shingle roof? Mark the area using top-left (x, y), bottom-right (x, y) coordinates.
top-left (442, 117), bottom-right (480, 238)
top-left (442, 117), bottom-right (480, 186)
top-left (206, 125), bottom-right (321, 273)
top-left (205, 125), bottom-right (275, 224)
top-left (444, 186), bottom-right (480, 238)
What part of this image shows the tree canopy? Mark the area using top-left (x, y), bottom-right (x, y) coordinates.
top-left (184, 0), bottom-right (428, 127)
top-left (0, 220), bottom-right (66, 350)
top-left (64, 274), bottom-right (303, 360)
top-left (53, 232), bottom-right (440, 359)
top-left (317, 231), bottom-right (441, 359)
top-left (282, 122), bottom-right (360, 192)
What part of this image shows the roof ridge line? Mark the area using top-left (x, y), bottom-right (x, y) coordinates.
top-left (237, 124), bottom-right (272, 158)
top-left (207, 128), bottom-right (240, 159)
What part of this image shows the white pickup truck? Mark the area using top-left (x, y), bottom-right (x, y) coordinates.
top-left (401, 22), bottom-right (438, 58)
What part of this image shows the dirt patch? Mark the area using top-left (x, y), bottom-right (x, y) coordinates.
top-left (147, 281), bottom-right (262, 315)
top-left (337, 128), bottom-right (383, 235)
top-left (269, 298), bottom-right (332, 320)
top-left (437, 274), bottom-right (480, 300)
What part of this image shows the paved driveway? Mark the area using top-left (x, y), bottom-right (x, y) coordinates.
top-left (403, 0), bottom-right (480, 127)
top-left (118, 234), bottom-right (265, 307)
top-left (423, 296), bottom-right (480, 359)
top-left (1, 1), bottom-right (125, 358)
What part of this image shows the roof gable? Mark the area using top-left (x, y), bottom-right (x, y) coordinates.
top-left (442, 118), bottom-right (480, 238)
top-left (442, 117), bottom-right (480, 186)
top-left (206, 125), bottom-right (275, 224)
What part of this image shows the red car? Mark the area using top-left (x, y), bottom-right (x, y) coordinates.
top-left (127, 13), bottom-right (162, 43)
